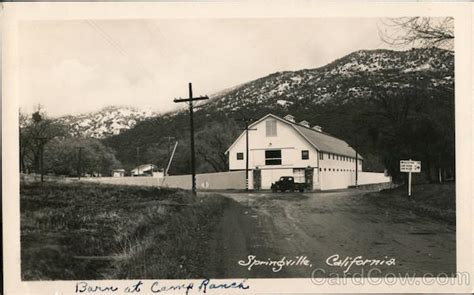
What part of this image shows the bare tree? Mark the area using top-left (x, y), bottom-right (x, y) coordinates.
top-left (379, 17), bottom-right (454, 50)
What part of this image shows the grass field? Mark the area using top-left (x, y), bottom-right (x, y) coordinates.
top-left (21, 181), bottom-right (229, 280)
top-left (364, 182), bottom-right (455, 224)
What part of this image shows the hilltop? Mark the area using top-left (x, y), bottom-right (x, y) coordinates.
top-left (101, 47), bottom-right (454, 177)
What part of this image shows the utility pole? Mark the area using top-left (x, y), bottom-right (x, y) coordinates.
top-left (136, 147), bottom-right (140, 176)
top-left (165, 141), bottom-right (179, 176)
top-left (354, 134), bottom-right (359, 187)
top-left (355, 151), bottom-right (358, 186)
top-left (40, 140), bottom-right (44, 183)
top-left (174, 82), bottom-right (209, 195)
top-left (77, 147), bottom-right (83, 180)
top-left (239, 118), bottom-right (256, 191)
top-left (164, 136), bottom-right (175, 160)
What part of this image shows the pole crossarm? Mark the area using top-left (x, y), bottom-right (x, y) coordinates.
top-left (173, 83), bottom-right (209, 195)
top-left (173, 96), bottom-right (209, 103)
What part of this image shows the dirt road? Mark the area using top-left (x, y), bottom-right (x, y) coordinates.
top-left (204, 189), bottom-right (456, 278)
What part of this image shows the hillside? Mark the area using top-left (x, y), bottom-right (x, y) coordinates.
top-left (57, 106), bottom-right (157, 138)
top-left (103, 48), bottom-right (454, 178)
top-left (202, 48), bottom-right (453, 114)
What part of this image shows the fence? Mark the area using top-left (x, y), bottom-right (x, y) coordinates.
top-left (320, 171), bottom-right (391, 190)
top-left (82, 176), bottom-right (160, 187)
top-left (79, 170), bottom-right (389, 191)
top-left (160, 171), bottom-right (246, 190)
top-left (81, 171), bottom-right (247, 190)
top-left (357, 172), bottom-right (392, 186)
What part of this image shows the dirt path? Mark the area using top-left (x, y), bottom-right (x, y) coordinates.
top-left (205, 189), bottom-right (456, 278)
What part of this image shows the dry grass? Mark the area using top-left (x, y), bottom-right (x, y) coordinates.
top-left (21, 181), bottom-right (229, 280)
top-left (365, 182), bottom-right (455, 224)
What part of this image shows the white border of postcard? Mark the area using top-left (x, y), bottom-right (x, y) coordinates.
top-left (2, 1), bottom-right (473, 294)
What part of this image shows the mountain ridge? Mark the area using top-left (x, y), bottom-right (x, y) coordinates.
top-left (57, 105), bottom-right (158, 138)
top-left (58, 48), bottom-right (453, 141)
top-left (101, 47), bottom-right (454, 177)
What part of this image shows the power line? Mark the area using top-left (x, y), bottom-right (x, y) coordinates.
top-left (84, 19), bottom-right (154, 79)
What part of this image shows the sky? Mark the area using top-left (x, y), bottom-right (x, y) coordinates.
top-left (19, 18), bottom-right (395, 117)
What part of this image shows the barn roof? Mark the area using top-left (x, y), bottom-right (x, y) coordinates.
top-left (291, 124), bottom-right (361, 158)
top-left (226, 113), bottom-right (362, 159)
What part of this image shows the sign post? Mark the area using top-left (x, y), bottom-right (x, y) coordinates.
top-left (400, 159), bottom-right (421, 197)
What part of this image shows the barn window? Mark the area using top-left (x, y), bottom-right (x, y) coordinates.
top-left (236, 152), bottom-right (244, 160)
top-left (319, 152), bottom-right (324, 160)
top-left (266, 119), bottom-right (277, 137)
top-left (301, 150), bottom-right (309, 160)
top-left (265, 150), bottom-right (281, 165)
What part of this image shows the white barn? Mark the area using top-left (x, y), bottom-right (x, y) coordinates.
top-left (226, 113), bottom-right (379, 191)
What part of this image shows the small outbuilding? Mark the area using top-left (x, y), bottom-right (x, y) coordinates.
top-left (131, 164), bottom-right (164, 178)
top-left (112, 169), bottom-right (125, 177)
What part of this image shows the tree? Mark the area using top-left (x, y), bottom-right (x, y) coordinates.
top-left (355, 77), bottom-right (454, 182)
top-left (379, 17), bottom-right (454, 50)
top-left (142, 142), bottom-right (171, 172)
top-left (195, 120), bottom-right (240, 172)
top-left (44, 137), bottom-right (121, 176)
top-left (19, 107), bottom-right (67, 173)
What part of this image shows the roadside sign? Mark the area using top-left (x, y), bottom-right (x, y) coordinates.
top-left (400, 160), bottom-right (421, 173)
top-left (400, 159), bottom-right (421, 197)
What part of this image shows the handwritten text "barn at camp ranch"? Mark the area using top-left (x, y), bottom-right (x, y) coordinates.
top-left (75, 279), bottom-right (250, 295)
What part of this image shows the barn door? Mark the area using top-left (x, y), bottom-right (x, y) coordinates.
top-left (305, 167), bottom-right (314, 190)
top-left (293, 168), bottom-right (305, 183)
top-left (253, 168), bottom-right (261, 190)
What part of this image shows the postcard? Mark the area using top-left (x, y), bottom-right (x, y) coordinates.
top-left (2, 1), bottom-right (473, 294)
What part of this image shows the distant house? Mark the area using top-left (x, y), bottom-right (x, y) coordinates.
top-left (112, 169), bottom-right (125, 177)
top-left (226, 113), bottom-right (365, 190)
top-left (131, 164), bottom-right (164, 178)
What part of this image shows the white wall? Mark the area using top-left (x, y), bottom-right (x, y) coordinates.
top-left (81, 170), bottom-right (389, 191)
top-left (160, 171), bottom-right (246, 190)
top-left (358, 172), bottom-right (391, 185)
top-left (320, 170), bottom-right (355, 190)
top-left (83, 176), bottom-right (160, 187)
top-left (82, 171), bottom-right (247, 190)
top-left (319, 170), bottom-right (391, 190)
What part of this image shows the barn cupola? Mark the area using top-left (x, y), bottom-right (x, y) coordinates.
top-left (312, 125), bottom-right (322, 132)
top-left (283, 114), bottom-right (295, 122)
top-left (299, 120), bottom-right (310, 128)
